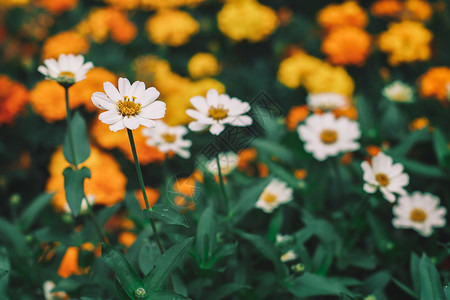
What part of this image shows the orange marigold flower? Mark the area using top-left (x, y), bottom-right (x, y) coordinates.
top-left (286, 105), bottom-right (309, 131)
top-left (118, 231), bottom-right (137, 248)
top-left (341, 152), bottom-right (353, 165)
top-left (405, 0), bottom-right (432, 22)
top-left (294, 169), bottom-right (307, 180)
top-left (58, 247), bottom-right (82, 278)
top-left (237, 148), bottom-right (258, 171)
top-left (257, 162), bottom-right (269, 178)
top-left (140, 0), bottom-right (205, 10)
top-left (409, 117), bottom-right (429, 131)
top-left (173, 176), bottom-right (197, 198)
top-left (46, 145), bottom-right (127, 212)
top-left (101, 0), bottom-right (140, 10)
top-left (333, 105), bottom-right (358, 120)
top-left (0, 75), bottom-right (29, 125)
top-left (371, 0), bottom-right (403, 17)
top-left (317, 1), bottom-right (368, 31)
top-left (378, 21), bottom-right (432, 66)
top-left (321, 27), bottom-right (371, 66)
top-left (277, 7), bottom-right (293, 26)
top-left (366, 145), bottom-right (382, 156)
top-left (135, 186), bottom-right (160, 209)
top-left (37, 0), bottom-right (78, 15)
top-left (419, 66), bottom-right (450, 103)
top-left (30, 80), bottom-right (68, 122)
top-left (42, 31), bottom-right (90, 59)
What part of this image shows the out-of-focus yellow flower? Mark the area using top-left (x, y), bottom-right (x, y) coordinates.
top-left (188, 53), bottom-right (220, 79)
top-left (405, 0), bottom-right (433, 21)
top-left (135, 186), bottom-right (160, 209)
top-left (100, 0), bottom-right (140, 10)
top-left (0, 75), bottom-right (29, 125)
top-left (0, 0), bottom-right (29, 8)
top-left (118, 232), bottom-right (137, 248)
top-left (409, 117), bottom-right (429, 131)
top-left (378, 21), bottom-right (432, 65)
top-left (303, 64), bottom-right (354, 96)
top-left (419, 66), bottom-right (450, 103)
top-left (37, 0), bottom-right (78, 15)
top-left (145, 9), bottom-right (199, 47)
top-left (371, 0), bottom-right (432, 21)
top-left (321, 27), bottom-right (371, 66)
top-left (140, 0), bottom-right (204, 10)
top-left (57, 246), bottom-right (82, 278)
top-left (30, 80), bottom-right (67, 122)
top-left (317, 1), bottom-right (368, 31)
top-left (277, 52), bottom-right (323, 89)
top-left (76, 8), bottom-right (137, 45)
top-left (41, 31), bottom-right (90, 59)
top-left (46, 145), bottom-right (127, 212)
top-left (371, 0), bottom-right (404, 17)
top-left (217, 0), bottom-right (278, 42)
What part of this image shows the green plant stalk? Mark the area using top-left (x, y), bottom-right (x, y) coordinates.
top-left (64, 86), bottom-right (78, 168)
top-left (85, 199), bottom-right (110, 245)
top-left (216, 154), bottom-right (230, 215)
top-left (127, 128), bottom-right (165, 255)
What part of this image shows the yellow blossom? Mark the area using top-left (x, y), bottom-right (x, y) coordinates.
top-left (317, 1), bottom-right (368, 31)
top-left (188, 52), bottom-right (220, 79)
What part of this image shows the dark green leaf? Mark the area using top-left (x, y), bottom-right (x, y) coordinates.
top-left (419, 253), bottom-right (446, 300)
top-left (144, 237), bottom-right (194, 291)
top-left (410, 252), bottom-right (420, 295)
top-left (0, 218), bottom-right (31, 258)
top-left (213, 283), bottom-right (251, 300)
top-left (63, 111), bottom-right (90, 165)
top-left (0, 248), bottom-right (10, 299)
top-left (18, 192), bottom-right (54, 231)
top-left (287, 272), bottom-right (355, 298)
top-left (391, 277), bottom-right (418, 299)
top-left (361, 271), bottom-right (391, 294)
top-left (231, 177), bottom-right (270, 221)
top-left (114, 278), bottom-right (133, 300)
top-left (252, 138), bottom-right (295, 163)
top-left (143, 204), bottom-right (188, 228)
top-left (433, 128), bottom-right (449, 168)
top-left (396, 158), bottom-right (446, 179)
top-left (139, 240), bottom-right (161, 276)
top-left (389, 129), bottom-right (429, 157)
top-left (63, 166), bottom-right (91, 217)
top-left (196, 206), bottom-right (216, 261)
top-left (148, 290), bottom-right (191, 300)
top-left (102, 243), bottom-right (144, 299)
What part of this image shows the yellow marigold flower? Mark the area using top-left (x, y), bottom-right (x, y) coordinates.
top-left (321, 26), bottom-right (371, 66)
top-left (140, 0), bottom-right (204, 10)
top-left (217, 0), bottom-right (278, 42)
top-left (371, 0), bottom-right (403, 17)
top-left (0, 75), bottom-right (29, 125)
top-left (100, 0), bottom-right (140, 10)
top-left (0, 0), bottom-right (29, 8)
top-left (303, 64), bottom-right (355, 96)
top-left (286, 105), bottom-right (309, 131)
top-left (71, 67), bottom-right (117, 112)
top-left (145, 9), bottom-right (199, 47)
top-left (277, 52), bottom-right (323, 89)
top-left (317, 1), bottom-right (368, 30)
top-left (91, 118), bottom-right (166, 165)
top-left (46, 145), bottom-right (127, 212)
top-left (409, 117), bottom-right (429, 131)
top-left (30, 80), bottom-right (69, 122)
top-left (37, 0), bottom-right (78, 15)
top-left (118, 231), bottom-right (137, 248)
top-left (135, 186), bottom-right (160, 209)
top-left (188, 52), bottom-right (220, 79)
top-left (41, 31), bottom-right (90, 59)
top-left (57, 246), bottom-right (82, 278)
top-left (419, 66), bottom-right (450, 102)
top-left (405, 0), bottom-right (433, 21)
top-left (378, 21), bottom-right (432, 65)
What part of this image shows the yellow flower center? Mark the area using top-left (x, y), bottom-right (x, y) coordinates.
top-left (375, 173), bottom-right (390, 186)
top-left (208, 105), bottom-right (229, 121)
top-left (263, 192), bottom-right (277, 203)
top-left (320, 129), bottom-right (338, 144)
top-left (410, 208), bottom-right (427, 223)
top-left (161, 133), bottom-right (176, 143)
top-left (117, 96), bottom-right (141, 117)
top-left (58, 71), bottom-right (75, 79)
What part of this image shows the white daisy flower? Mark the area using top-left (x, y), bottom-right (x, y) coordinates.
top-left (297, 113), bottom-right (360, 161)
top-left (38, 54), bottom-right (93, 84)
top-left (281, 249), bottom-right (298, 262)
top-left (392, 192), bottom-right (446, 237)
top-left (382, 80), bottom-right (414, 103)
top-left (306, 92), bottom-right (348, 111)
top-left (255, 178), bottom-right (293, 213)
top-left (63, 194), bottom-right (96, 215)
top-left (91, 77), bottom-right (166, 132)
top-left (361, 152), bottom-right (409, 202)
top-left (205, 152), bottom-right (238, 176)
top-left (186, 89), bottom-right (253, 135)
top-left (142, 120), bottom-right (192, 159)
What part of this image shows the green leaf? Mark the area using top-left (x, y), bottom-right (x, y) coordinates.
top-left (419, 253), bottom-right (446, 300)
top-left (102, 243), bottom-right (145, 299)
top-left (196, 206), bottom-right (216, 262)
top-left (147, 291), bottom-right (191, 300)
top-left (389, 129), bottom-right (429, 157)
top-left (360, 270), bottom-right (391, 295)
top-left (410, 253), bottom-right (420, 295)
top-left (231, 177), bottom-right (270, 221)
top-left (396, 158), bottom-right (446, 179)
top-left (252, 138), bottom-right (295, 163)
top-left (0, 248), bottom-right (10, 299)
top-left (433, 128), bottom-right (449, 168)
top-left (63, 111), bottom-right (90, 165)
top-left (144, 237), bottom-right (194, 291)
top-left (267, 209), bottom-right (284, 242)
top-left (213, 283), bottom-right (251, 300)
top-left (0, 218), bottom-right (31, 258)
top-left (114, 278), bottom-right (133, 300)
top-left (235, 230), bottom-right (288, 279)
top-left (143, 204), bottom-right (188, 228)
top-left (139, 241), bottom-right (161, 276)
top-left (63, 166), bottom-right (91, 217)
top-left (287, 272), bottom-right (355, 298)
top-left (391, 277), bottom-right (418, 299)
top-left (18, 192), bottom-right (54, 231)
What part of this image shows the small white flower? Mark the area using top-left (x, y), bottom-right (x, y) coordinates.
top-left (38, 54), bottom-right (93, 84)
top-left (186, 89), bottom-right (253, 135)
top-left (91, 77), bottom-right (166, 132)
top-left (142, 120), bottom-right (192, 159)
top-left (297, 113), bottom-right (360, 161)
top-left (392, 192), bottom-right (446, 237)
top-left (382, 80), bottom-right (414, 103)
top-left (205, 152), bottom-right (238, 176)
top-left (43, 280), bottom-right (69, 300)
top-left (307, 92), bottom-right (348, 111)
top-left (63, 194), bottom-right (96, 215)
top-left (361, 152), bottom-right (409, 202)
top-left (281, 249), bottom-right (298, 262)
top-left (255, 178), bottom-right (293, 213)
top-left (276, 234), bottom-right (293, 245)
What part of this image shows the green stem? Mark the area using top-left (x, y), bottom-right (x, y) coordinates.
top-left (216, 154), bottom-right (230, 215)
top-left (64, 86), bottom-right (78, 168)
top-left (127, 129), bottom-right (165, 255)
top-left (85, 198), bottom-right (110, 245)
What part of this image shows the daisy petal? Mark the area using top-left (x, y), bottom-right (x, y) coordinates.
top-left (104, 82), bottom-right (123, 102)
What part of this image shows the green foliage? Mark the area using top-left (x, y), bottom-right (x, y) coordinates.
top-left (63, 166), bottom-right (91, 217)
top-left (143, 204), bottom-right (189, 228)
top-left (63, 111), bottom-right (91, 166)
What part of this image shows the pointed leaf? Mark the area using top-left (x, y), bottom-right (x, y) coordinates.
top-left (139, 241), bottom-right (161, 276)
top-left (63, 166), bottom-right (91, 217)
top-left (287, 272), bottom-right (356, 298)
top-left (63, 111), bottom-right (91, 165)
top-left (18, 192), bottom-right (54, 231)
top-left (419, 253), bottom-right (446, 300)
top-left (0, 248), bottom-right (10, 299)
top-left (114, 278), bottom-right (133, 300)
top-left (433, 128), bottom-right (449, 168)
top-left (143, 204), bottom-right (188, 228)
top-left (148, 291), bottom-right (190, 299)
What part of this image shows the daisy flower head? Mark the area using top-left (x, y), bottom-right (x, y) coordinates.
top-left (142, 120), bottom-right (192, 159)
top-left (297, 112), bottom-right (360, 161)
top-left (361, 152), bottom-right (409, 202)
top-left (91, 77), bottom-right (166, 132)
top-left (186, 89), bottom-right (252, 136)
top-left (392, 192), bottom-right (446, 237)
top-left (38, 54), bottom-right (94, 86)
top-left (382, 80), bottom-right (414, 103)
top-left (205, 151), bottom-right (238, 176)
top-left (255, 178), bottom-right (293, 213)
top-left (306, 92), bottom-right (348, 111)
